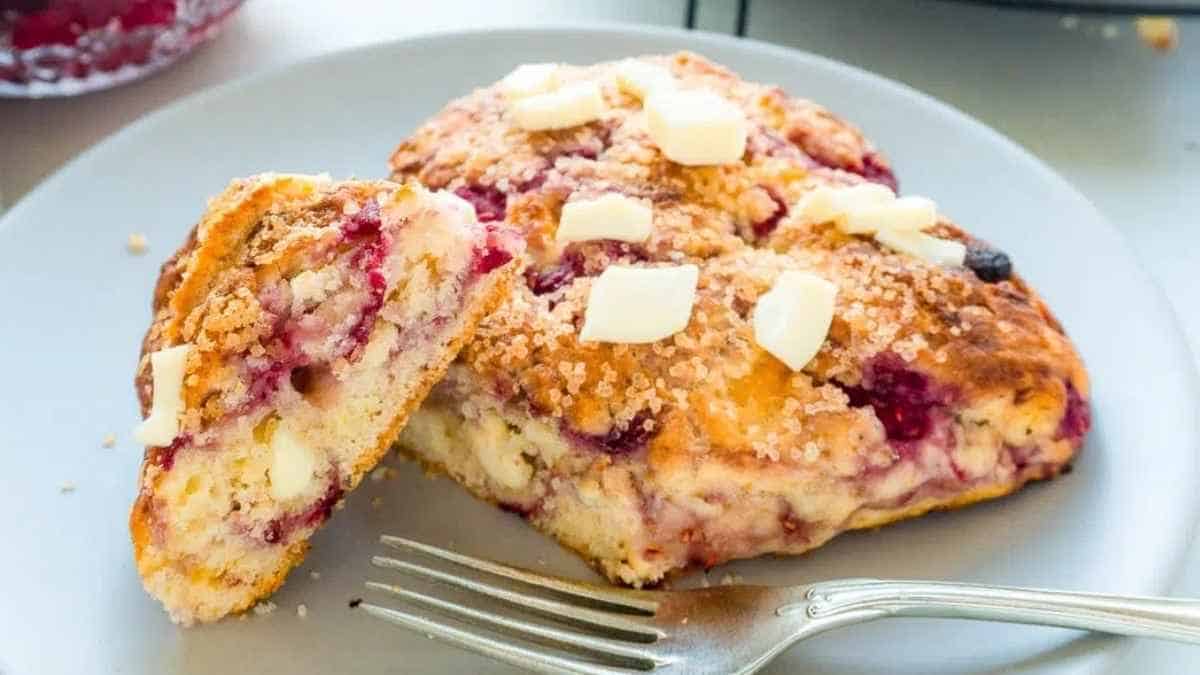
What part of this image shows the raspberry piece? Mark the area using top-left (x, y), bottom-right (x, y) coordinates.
top-left (343, 236), bottom-right (388, 356)
top-left (860, 152), bottom-right (899, 193)
top-left (151, 434), bottom-right (191, 471)
top-left (525, 249), bottom-right (585, 295)
top-left (473, 227), bottom-right (515, 274)
top-left (473, 245), bottom-right (513, 274)
top-left (454, 184), bottom-right (507, 223)
top-left (524, 241), bottom-right (647, 296)
top-left (304, 483), bottom-right (344, 526)
top-left (340, 200), bottom-right (382, 238)
top-left (843, 355), bottom-right (946, 442)
top-left (569, 413), bottom-right (656, 455)
top-left (1055, 382), bottom-right (1091, 444)
top-left (751, 185), bottom-right (788, 238)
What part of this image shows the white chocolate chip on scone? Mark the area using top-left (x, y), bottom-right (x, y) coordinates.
top-left (645, 88), bottom-right (747, 165)
top-left (580, 264), bottom-right (698, 343)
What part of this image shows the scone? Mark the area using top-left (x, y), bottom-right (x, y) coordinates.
top-left (388, 53), bottom-right (1091, 585)
top-left (130, 174), bottom-right (521, 623)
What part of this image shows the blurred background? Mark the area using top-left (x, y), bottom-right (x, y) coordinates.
top-left (1, 2), bottom-right (1196, 670)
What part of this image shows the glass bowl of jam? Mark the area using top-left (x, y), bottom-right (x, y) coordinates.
top-left (1, 0), bottom-right (245, 98)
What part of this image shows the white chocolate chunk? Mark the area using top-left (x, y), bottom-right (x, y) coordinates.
top-left (793, 183), bottom-right (959, 266)
top-left (471, 413), bottom-right (533, 491)
top-left (753, 271), bottom-right (837, 371)
top-left (430, 189), bottom-right (479, 223)
top-left (133, 345), bottom-right (191, 446)
top-left (827, 183), bottom-right (895, 211)
top-left (794, 184), bottom-right (894, 230)
top-left (791, 188), bottom-right (838, 224)
top-left (268, 424), bottom-right (318, 501)
top-left (615, 59), bottom-right (675, 99)
top-left (557, 193), bottom-right (653, 243)
top-left (512, 81), bottom-right (605, 131)
top-left (874, 229), bottom-right (966, 266)
top-left (645, 89), bottom-right (747, 166)
top-left (580, 265), bottom-right (699, 343)
top-left (842, 196), bottom-right (937, 235)
top-left (500, 63), bottom-right (560, 100)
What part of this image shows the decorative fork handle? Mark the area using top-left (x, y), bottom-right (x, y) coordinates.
top-left (781, 579), bottom-right (1200, 644)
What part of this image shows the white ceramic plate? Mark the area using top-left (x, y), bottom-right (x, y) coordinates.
top-left (1, 26), bottom-right (1197, 675)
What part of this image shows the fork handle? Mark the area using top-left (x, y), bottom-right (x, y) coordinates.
top-left (786, 579), bottom-right (1200, 644)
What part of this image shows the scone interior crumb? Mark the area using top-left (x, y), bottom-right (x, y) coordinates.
top-left (131, 176), bottom-right (521, 623)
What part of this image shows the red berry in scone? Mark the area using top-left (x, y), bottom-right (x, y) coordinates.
top-left (130, 174), bottom-right (521, 623)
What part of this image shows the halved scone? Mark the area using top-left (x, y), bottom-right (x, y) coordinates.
top-left (389, 53), bottom-right (1090, 585)
top-left (129, 174), bottom-right (521, 623)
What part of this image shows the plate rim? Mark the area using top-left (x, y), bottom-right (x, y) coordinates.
top-left (3, 23), bottom-right (1198, 674)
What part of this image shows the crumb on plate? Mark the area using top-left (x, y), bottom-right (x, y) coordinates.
top-left (127, 233), bottom-right (148, 255)
top-left (1137, 17), bottom-right (1179, 53)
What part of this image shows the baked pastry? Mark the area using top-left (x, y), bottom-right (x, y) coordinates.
top-left (388, 53), bottom-right (1090, 586)
top-left (129, 174), bottom-right (521, 623)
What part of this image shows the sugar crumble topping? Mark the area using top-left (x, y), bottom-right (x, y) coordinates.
top-left (391, 51), bottom-right (1087, 472)
top-left (386, 51), bottom-right (1089, 592)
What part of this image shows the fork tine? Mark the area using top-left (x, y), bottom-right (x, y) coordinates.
top-left (380, 535), bottom-right (658, 614)
top-left (359, 601), bottom-right (632, 675)
top-left (372, 555), bottom-right (665, 640)
top-left (366, 581), bottom-right (672, 669)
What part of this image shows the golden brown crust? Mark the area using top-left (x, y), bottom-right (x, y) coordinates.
top-left (135, 175), bottom-right (387, 417)
top-left (390, 52), bottom-right (1086, 469)
top-left (130, 175), bottom-right (521, 622)
top-left (389, 52), bottom-right (1090, 584)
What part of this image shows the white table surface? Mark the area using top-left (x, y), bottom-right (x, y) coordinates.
top-left (1, 1), bottom-right (1196, 671)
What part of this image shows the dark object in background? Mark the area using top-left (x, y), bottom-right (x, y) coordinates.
top-left (682, 0), bottom-right (1199, 41)
top-left (685, 0), bottom-right (752, 35)
top-left (933, 0), bottom-right (1200, 14)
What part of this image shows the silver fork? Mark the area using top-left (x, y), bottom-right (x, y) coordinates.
top-left (360, 535), bottom-right (1200, 674)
